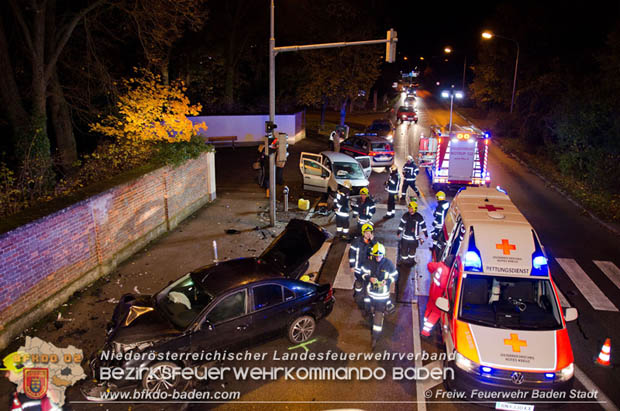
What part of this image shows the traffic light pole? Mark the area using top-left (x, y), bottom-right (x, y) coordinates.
top-left (268, 0), bottom-right (396, 226)
top-left (268, 0), bottom-right (276, 226)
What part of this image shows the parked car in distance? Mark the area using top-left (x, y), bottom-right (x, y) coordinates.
top-left (89, 219), bottom-right (334, 394)
top-left (396, 105), bottom-right (418, 124)
top-left (340, 134), bottom-right (395, 168)
top-left (404, 96), bottom-right (416, 107)
top-left (365, 119), bottom-right (395, 142)
top-left (300, 151), bottom-right (371, 195)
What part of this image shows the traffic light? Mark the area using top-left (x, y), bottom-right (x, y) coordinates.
top-left (266, 121), bottom-right (278, 153)
top-left (386, 29), bottom-right (397, 63)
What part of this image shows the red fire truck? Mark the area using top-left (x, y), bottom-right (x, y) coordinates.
top-left (419, 124), bottom-right (491, 191)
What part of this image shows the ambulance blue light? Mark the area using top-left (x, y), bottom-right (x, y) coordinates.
top-left (464, 227), bottom-right (483, 272)
top-left (533, 255), bottom-right (548, 269)
top-left (545, 373), bottom-right (555, 379)
top-left (531, 230), bottom-right (549, 276)
top-left (481, 366), bottom-right (492, 373)
top-left (465, 252), bottom-right (482, 271)
top-left (484, 131), bottom-right (491, 138)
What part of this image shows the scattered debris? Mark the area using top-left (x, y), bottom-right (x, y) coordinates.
top-left (225, 229), bottom-right (241, 235)
top-left (107, 298), bottom-right (119, 304)
top-left (133, 286), bottom-right (141, 294)
top-left (56, 312), bottom-right (73, 322)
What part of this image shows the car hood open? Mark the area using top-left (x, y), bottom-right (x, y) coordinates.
top-left (108, 294), bottom-right (182, 345)
top-left (259, 219), bottom-right (329, 278)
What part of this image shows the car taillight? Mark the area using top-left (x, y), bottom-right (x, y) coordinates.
top-left (369, 151), bottom-right (377, 156)
top-left (324, 287), bottom-right (333, 302)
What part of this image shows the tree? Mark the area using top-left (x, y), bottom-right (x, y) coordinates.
top-left (90, 69), bottom-right (206, 143)
top-left (0, 0), bottom-right (104, 174)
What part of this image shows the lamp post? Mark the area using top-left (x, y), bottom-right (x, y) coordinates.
top-left (441, 87), bottom-right (464, 133)
top-left (481, 31), bottom-right (520, 113)
top-left (444, 46), bottom-right (467, 93)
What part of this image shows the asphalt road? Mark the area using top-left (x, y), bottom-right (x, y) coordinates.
top-left (197, 93), bottom-right (620, 410)
top-left (7, 91), bottom-right (618, 410)
top-left (179, 92), bottom-right (620, 410)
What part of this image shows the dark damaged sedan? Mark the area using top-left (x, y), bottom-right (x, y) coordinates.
top-left (88, 219), bottom-right (334, 394)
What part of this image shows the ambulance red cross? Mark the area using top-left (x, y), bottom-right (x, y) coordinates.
top-left (430, 186), bottom-right (578, 398)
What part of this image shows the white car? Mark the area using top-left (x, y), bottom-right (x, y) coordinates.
top-left (299, 151), bottom-right (371, 195)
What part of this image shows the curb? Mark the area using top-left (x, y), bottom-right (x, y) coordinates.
top-left (456, 109), bottom-right (620, 238)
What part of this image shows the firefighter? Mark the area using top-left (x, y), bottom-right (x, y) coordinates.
top-left (334, 180), bottom-right (352, 239)
top-left (362, 243), bottom-right (398, 317)
top-left (349, 223), bottom-right (377, 298)
top-left (401, 155), bottom-right (420, 200)
top-left (431, 191), bottom-right (450, 257)
top-left (384, 164), bottom-right (400, 219)
top-left (397, 201), bottom-right (428, 265)
top-left (353, 188), bottom-right (376, 233)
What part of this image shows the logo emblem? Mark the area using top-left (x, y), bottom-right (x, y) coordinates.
top-left (504, 333), bottom-right (527, 352)
top-left (496, 239), bottom-right (516, 255)
top-left (511, 371), bottom-right (525, 385)
top-left (23, 368), bottom-right (48, 399)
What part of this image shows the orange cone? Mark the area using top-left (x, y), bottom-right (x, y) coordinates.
top-left (265, 188), bottom-right (270, 198)
top-left (596, 338), bottom-right (611, 367)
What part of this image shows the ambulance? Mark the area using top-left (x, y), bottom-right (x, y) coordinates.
top-left (433, 186), bottom-right (577, 399)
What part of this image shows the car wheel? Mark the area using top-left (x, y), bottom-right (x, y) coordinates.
top-left (142, 361), bottom-right (185, 393)
top-left (288, 315), bottom-right (316, 344)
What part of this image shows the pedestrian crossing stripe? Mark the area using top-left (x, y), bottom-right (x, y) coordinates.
top-left (556, 258), bottom-right (618, 312)
top-left (594, 260), bottom-right (620, 290)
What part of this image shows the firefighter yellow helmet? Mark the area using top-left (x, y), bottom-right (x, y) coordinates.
top-left (370, 242), bottom-right (386, 257)
top-left (436, 191), bottom-right (446, 201)
top-left (360, 187), bottom-right (369, 195)
top-left (361, 223), bottom-right (374, 233)
top-left (390, 164), bottom-right (398, 172)
top-left (343, 180), bottom-right (352, 189)
top-left (408, 201), bottom-right (418, 211)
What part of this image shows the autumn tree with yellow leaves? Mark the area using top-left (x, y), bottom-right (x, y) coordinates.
top-left (91, 69), bottom-right (207, 143)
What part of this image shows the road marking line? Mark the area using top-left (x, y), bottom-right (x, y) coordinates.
top-left (555, 287), bottom-right (571, 308)
top-left (386, 246), bottom-right (397, 293)
top-left (594, 261), bottom-right (620, 290)
top-left (556, 258), bottom-right (618, 312)
top-left (575, 365), bottom-right (620, 411)
top-left (333, 244), bottom-right (353, 290)
top-left (411, 302), bottom-right (427, 411)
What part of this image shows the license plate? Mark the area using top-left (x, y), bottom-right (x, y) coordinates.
top-left (496, 402), bottom-right (534, 411)
top-left (376, 156), bottom-right (389, 161)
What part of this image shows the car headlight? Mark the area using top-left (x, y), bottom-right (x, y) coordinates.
top-left (455, 352), bottom-right (478, 372)
top-left (557, 363), bottom-right (574, 381)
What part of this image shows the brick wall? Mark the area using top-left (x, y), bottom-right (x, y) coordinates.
top-left (0, 151), bottom-right (215, 350)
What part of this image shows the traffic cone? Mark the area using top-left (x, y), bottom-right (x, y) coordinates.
top-left (595, 338), bottom-right (611, 367)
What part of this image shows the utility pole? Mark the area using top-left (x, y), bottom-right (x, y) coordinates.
top-left (267, 0), bottom-right (397, 226)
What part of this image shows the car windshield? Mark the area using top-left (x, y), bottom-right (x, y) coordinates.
top-left (458, 274), bottom-right (562, 330)
top-left (155, 273), bottom-right (214, 329)
top-left (369, 123), bottom-right (390, 131)
top-left (333, 161), bottom-right (365, 179)
top-left (371, 142), bottom-right (390, 151)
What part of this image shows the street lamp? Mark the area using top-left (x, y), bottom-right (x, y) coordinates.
top-left (441, 87), bottom-right (464, 133)
top-left (443, 46), bottom-right (467, 93)
top-left (481, 31), bottom-right (520, 113)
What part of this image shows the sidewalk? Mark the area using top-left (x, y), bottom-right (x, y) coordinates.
top-left (0, 161), bottom-right (326, 406)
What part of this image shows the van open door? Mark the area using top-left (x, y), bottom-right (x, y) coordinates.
top-left (300, 152), bottom-right (331, 192)
top-left (355, 156), bottom-right (372, 178)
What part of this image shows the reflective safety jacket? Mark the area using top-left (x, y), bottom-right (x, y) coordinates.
top-left (361, 257), bottom-right (398, 300)
top-left (349, 237), bottom-right (377, 273)
top-left (353, 196), bottom-right (376, 222)
top-left (385, 170), bottom-right (400, 194)
top-left (432, 200), bottom-right (450, 233)
top-left (398, 212), bottom-right (428, 241)
top-left (402, 160), bottom-right (419, 181)
top-left (334, 188), bottom-right (351, 217)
